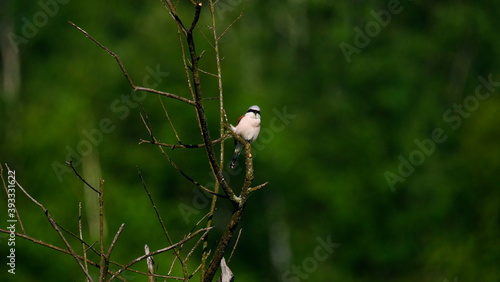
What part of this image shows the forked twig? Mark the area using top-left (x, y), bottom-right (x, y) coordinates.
top-left (13, 175), bottom-right (93, 281)
top-left (68, 21), bottom-right (195, 106)
top-left (107, 227), bottom-right (213, 281)
top-left (0, 225), bottom-right (182, 280)
top-left (218, 4), bottom-right (246, 41)
top-left (137, 108), bottom-right (227, 198)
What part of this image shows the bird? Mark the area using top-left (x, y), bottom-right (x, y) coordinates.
top-left (230, 105), bottom-right (261, 169)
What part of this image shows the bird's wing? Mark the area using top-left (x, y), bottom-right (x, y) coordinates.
top-left (237, 114), bottom-right (245, 124)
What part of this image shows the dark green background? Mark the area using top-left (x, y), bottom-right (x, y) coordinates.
top-left (1, 0), bottom-right (499, 281)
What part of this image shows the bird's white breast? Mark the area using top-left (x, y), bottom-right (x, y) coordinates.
top-left (234, 114), bottom-right (260, 142)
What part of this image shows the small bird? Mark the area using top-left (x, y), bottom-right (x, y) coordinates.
top-left (230, 105), bottom-right (261, 169)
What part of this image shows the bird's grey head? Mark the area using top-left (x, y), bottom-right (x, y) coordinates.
top-left (247, 105), bottom-right (260, 115)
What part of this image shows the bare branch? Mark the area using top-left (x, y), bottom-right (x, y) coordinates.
top-left (199, 68), bottom-right (219, 78)
top-left (202, 0), bottom-right (228, 275)
top-left (78, 203), bottom-right (90, 281)
top-left (0, 228), bottom-right (182, 280)
top-left (68, 21), bottom-right (195, 106)
top-left (228, 228), bottom-right (242, 263)
top-left (138, 134), bottom-right (228, 149)
top-left (137, 168), bottom-right (188, 278)
top-left (249, 182), bottom-right (270, 193)
top-left (204, 206), bottom-right (245, 281)
top-left (138, 169), bottom-right (174, 244)
top-left (14, 178), bottom-right (94, 281)
top-left (139, 104), bottom-right (156, 143)
top-left (99, 179), bottom-right (108, 282)
top-left (184, 224), bottom-right (210, 263)
top-left (160, 0), bottom-right (188, 35)
top-left (198, 27), bottom-right (216, 50)
top-left (188, 2), bottom-right (203, 33)
top-left (107, 227), bottom-right (213, 281)
top-left (156, 144), bottom-right (228, 198)
top-left (190, 248), bottom-right (211, 278)
top-left (159, 96), bottom-right (182, 144)
top-left (183, 2), bottom-right (237, 204)
top-left (66, 160), bottom-right (100, 194)
top-left (218, 4), bottom-right (246, 41)
top-left (107, 223), bottom-right (125, 257)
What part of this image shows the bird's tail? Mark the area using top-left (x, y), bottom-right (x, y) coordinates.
top-left (230, 142), bottom-right (242, 169)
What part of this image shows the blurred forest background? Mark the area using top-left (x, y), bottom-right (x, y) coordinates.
top-left (1, 0), bottom-right (499, 281)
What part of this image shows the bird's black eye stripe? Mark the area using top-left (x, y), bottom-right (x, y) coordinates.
top-left (247, 109), bottom-right (260, 115)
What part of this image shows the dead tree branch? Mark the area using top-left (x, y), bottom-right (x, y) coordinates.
top-left (68, 21), bottom-right (196, 106)
top-left (12, 173), bottom-right (94, 281)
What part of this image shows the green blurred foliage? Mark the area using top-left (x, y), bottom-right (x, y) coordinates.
top-left (1, 0), bottom-right (499, 281)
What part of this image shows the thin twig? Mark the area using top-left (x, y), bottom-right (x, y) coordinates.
top-left (1, 164), bottom-right (26, 234)
top-left (228, 228), bottom-right (242, 263)
top-left (158, 145), bottom-right (228, 198)
top-left (249, 182), bottom-right (270, 193)
top-left (137, 168), bottom-right (187, 277)
top-left (160, 0), bottom-right (188, 35)
top-left (168, 254), bottom-right (179, 276)
top-left (68, 21), bottom-right (195, 106)
top-left (198, 68), bottom-right (218, 77)
top-left (139, 108), bottom-right (225, 199)
top-left (190, 263), bottom-right (204, 279)
top-left (78, 203), bottom-right (90, 281)
top-left (159, 96), bottom-right (182, 143)
top-left (14, 178), bottom-right (94, 281)
top-left (184, 224), bottom-right (211, 263)
top-left (0, 228), bottom-right (181, 280)
top-left (67, 160), bottom-right (100, 194)
top-left (140, 104), bottom-right (156, 143)
top-left (107, 223), bottom-right (125, 257)
top-left (197, 27), bottom-right (215, 50)
top-left (98, 179), bottom-right (108, 282)
top-left (218, 4), bottom-right (246, 41)
top-left (56, 221), bottom-right (99, 255)
top-left (107, 227), bottom-right (213, 281)
top-left (138, 134), bottom-right (229, 149)
top-left (189, 211), bottom-right (212, 236)
top-left (0, 229), bottom-right (100, 271)
top-left (137, 169), bottom-right (174, 244)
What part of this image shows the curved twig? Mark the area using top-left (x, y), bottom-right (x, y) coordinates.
top-left (68, 21), bottom-right (195, 106)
